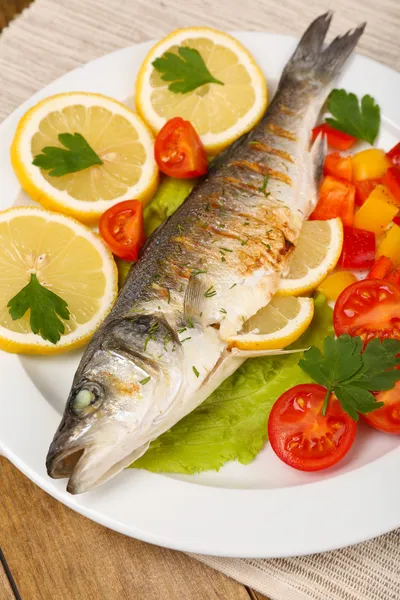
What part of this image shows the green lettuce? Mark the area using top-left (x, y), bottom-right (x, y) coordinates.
top-left (133, 294), bottom-right (333, 474)
top-left (143, 175), bottom-right (197, 236)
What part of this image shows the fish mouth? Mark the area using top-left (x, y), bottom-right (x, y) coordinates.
top-left (46, 440), bottom-right (149, 495)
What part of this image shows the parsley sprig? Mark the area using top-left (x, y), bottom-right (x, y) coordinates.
top-left (325, 89), bottom-right (380, 145)
top-left (152, 47), bottom-right (224, 94)
top-left (7, 273), bottom-right (69, 344)
top-left (33, 133), bottom-right (103, 177)
top-left (299, 335), bottom-right (400, 420)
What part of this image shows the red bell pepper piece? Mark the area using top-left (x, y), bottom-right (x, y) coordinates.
top-left (382, 167), bottom-right (400, 207)
top-left (387, 142), bottom-right (400, 168)
top-left (368, 256), bottom-right (394, 279)
top-left (354, 179), bottom-right (381, 206)
top-left (387, 268), bottom-right (400, 287)
top-left (312, 124), bottom-right (357, 151)
top-left (393, 216), bottom-right (400, 226)
top-left (323, 153), bottom-right (353, 181)
top-left (310, 176), bottom-right (355, 227)
top-left (339, 226), bottom-right (376, 269)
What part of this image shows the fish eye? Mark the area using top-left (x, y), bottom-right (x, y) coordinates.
top-left (71, 382), bottom-right (103, 415)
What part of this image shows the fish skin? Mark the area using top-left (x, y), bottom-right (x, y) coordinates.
top-left (46, 13), bottom-right (365, 494)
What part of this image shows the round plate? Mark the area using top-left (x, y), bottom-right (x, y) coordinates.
top-left (1, 32), bottom-right (400, 558)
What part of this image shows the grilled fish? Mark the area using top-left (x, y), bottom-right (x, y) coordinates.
top-left (47, 13), bottom-right (365, 494)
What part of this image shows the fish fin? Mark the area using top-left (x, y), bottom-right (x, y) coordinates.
top-left (184, 274), bottom-right (208, 323)
top-left (309, 131), bottom-right (327, 207)
top-left (283, 11), bottom-right (365, 83)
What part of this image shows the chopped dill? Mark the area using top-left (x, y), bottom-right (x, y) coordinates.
top-left (187, 316), bottom-right (195, 328)
top-left (261, 241), bottom-right (271, 250)
top-left (167, 288), bottom-right (171, 304)
top-left (230, 283), bottom-right (237, 289)
top-left (204, 286), bottom-right (217, 298)
top-left (178, 327), bottom-right (187, 334)
top-left (181, 336), bottom-right (191, 343)
top-left (240, 238), bottom-right (249, 246)
top-left (259, 175), bottom-right (270, 197)
top-left (139, 376), bottom-right (151, 385)
top-left (219, 247), bottom-right (232, 253)
top-left (192, 269), bottom-right (207, 277)
top-left (220, 308), bottom-right (227, 314)
top-left (192, 366), bottom-right (200, 378)
top-left (177, 224), bottom-right (184, 234)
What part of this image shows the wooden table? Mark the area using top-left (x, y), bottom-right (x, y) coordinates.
top-left (1, 0), bottom-right (399, 598)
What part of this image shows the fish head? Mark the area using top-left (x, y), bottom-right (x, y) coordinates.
top-left (46, 314), bottom-right (183, 494)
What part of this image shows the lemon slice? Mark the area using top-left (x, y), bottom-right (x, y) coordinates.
top-left (277, 218), bottom-right (344, 296)
top-left (136, 27), bottom-right (267, 153)
top-left (0, 207), bottom-right (118, 354)
top-left (11, 93), bottom-right (159, 224)
top-left (227, 296), bottom-right (314, 351)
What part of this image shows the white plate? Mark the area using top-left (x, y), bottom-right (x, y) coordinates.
top-left (1, 32), bottom-right (400, 558)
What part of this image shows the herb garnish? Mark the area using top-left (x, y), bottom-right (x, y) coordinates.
top-left (140, 376), bottom-right (151, 385)
top-left (152, 47), bottom-right (224, 94)
top-left (204, 286), bottom-right (217, 298)
top-left (32, 133), bottom-right (103, 177)
top-left (220, 308), bottom-right (227, 314)
top-left (259, 175), bottom-right (270, 197)
top-left (299, 335), bottom-right (400, 420)
top-left (261, 241), bottom-right (271, 250)
top-left (187, 316), bottom-right (195, 328)
top-left (8, 273), bottom-right (69, 344)
top-left (192, 366), bottom-right (200, 378)
top-left (325, 89), bottom-right (380, 145)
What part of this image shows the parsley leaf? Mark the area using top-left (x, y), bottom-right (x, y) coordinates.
top-left (325, 89), bottom-right (380, 145)
top-left (7, 273), bottom-right (70, 344)
top-left (299, 334), bottom-right (400, 421)
top-left (32, 133), bottom-right (103, 177)
top-left (152, 46), bottom-right (224, 94)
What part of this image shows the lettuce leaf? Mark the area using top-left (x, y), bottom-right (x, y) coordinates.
top-left (133, 294), bottom-right (333, 474)
top-left (143, 175), bottom-right (197, 236)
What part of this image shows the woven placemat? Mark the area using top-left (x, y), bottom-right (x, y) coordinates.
top-left (1, 1), bottom-right (399, 599)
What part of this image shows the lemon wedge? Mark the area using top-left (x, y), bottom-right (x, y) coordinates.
top-left (277, 218), bottom-right (343, 296)
top-left (227, 296), bottom-right (314, 351)
top-left (0, 207), bottom-right (118, 354)
top-left (135, 27), bottom-right (267, 154)
top-left (11, 93), bottom-right (159, 224)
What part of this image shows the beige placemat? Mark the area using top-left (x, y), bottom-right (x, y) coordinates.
top-left (1, 1), bottom-right (400, 599)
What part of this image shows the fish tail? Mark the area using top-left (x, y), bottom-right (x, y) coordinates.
top-left (283, 11), bottom-right (366, 84)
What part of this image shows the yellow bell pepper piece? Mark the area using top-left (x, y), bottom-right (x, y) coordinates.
top-left (318, 271), bottom-right (357, 302)
top-left (353, 185), bottom-right (399, 234)
top-left (352, 149), bottom-right (391, 181)
top-left (377, 224), bottom-right (400, 266)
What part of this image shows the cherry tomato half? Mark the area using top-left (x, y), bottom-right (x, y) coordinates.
top-left (334, 279), bottom-right (400, 343)
top-left (363, 381), bottom-right (400, 434)
top-left (99, 200), bottom-right (145, 261)
top-left (154, 117), bottom-right (208, 179)
top-left (268, 384), bottom-right (357, 471)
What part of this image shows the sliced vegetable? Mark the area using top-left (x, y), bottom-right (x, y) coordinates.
top-left (382, 167), bottom-right (400, 207)
top-left (354, 179), bottom-right (381, 206)
top-left (317, 271), bottom-right (357, 301)
top-left (311, 123), bottom-right (356, 151)
top-left (339, 226), bottom-right (375, 269)
top-left (334, 279), bottom-right (400, 343)
top-left (387, 268), bottom-right (400, 287)
top-left (393, 216), bottom-right (400, 226)
top-left (325, 89), bottom-right (380, 146)
top-left (352, 149), bottom-right (391, 181)
top-left (99, 199), bottom-right (145, 261)
top-left (154, 117), bottom-right (208, 179)
top-left (363, 381), bottom-right (400, 434)
top-left (387, 142), bottom-right (400, 168)
top-left (368, 255), bottom-right (394, 280)
top-left (143, 176), bottom-right (196, 236)
top-left (310, 176), bottom-right (355, 227)
top-left (353, 184), bottom-right (398, 234)
top-left (268, 383), bottom-right (357, 471)
top-left (323, 153), bottom-right (352, 181)
top-left (377, 224), bottom-right (400, 267)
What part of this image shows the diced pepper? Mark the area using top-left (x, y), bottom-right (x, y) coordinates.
top-left (393, 216), bottom-right (400, 226)
top-left (354, 179), bottom-right (381, 206)
top-left (377, 224), bottom-right (400, 266)
top-left (310, 176), bottom-right (355, 227)
top-left (387, 142), bottom-right (400, 168)
top-left (318, 271), bottom-right (357, 301)
top-left (352, 149), bottom-right (391, 181)
top-left (311, 123), bottom-right (357, 151)
top-left (367, 255), bottom-right (394, 279)
top-left (382, 167), bottom-right (400, 207)
top-left (339, 226), bottom-right (376, 269)
top-left (323, 153), bottom-right (353, 181)
top-left (387, 268), bottom-right (400, 287)
top-left (353, 185), bottom-right (399, 234)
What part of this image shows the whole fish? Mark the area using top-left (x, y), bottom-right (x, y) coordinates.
top-left (47, 13), bottom-right (364, 494)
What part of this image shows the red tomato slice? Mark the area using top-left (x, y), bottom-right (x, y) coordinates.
top-left (310, 176), bottom-right (355, 226)
top-left (368, 255), bottom-right (394, 280)
top-left (387, 142), bottom-right (400, 168)
top-left (323, 153), bottom-right (353, 181)
top-left (154, 117), bottom-right (208, 179)
top-left (339, 226), bottom-right (376, 270)
top-left (363, 381), bottom-right (400, 434)
top-left (334, 279), bottom-right (400, 343)
top-left (354, 179), bottom-right (381, 206)
top-left (312, 124), bottom-right (357, 150)
top-left (382, 167), bottom-right (400, 207)
top-left (99, 200), bottom-right (145, 261)
top-left (268, 384), bottom-right (357, 471)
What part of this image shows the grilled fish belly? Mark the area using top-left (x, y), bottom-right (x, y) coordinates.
top-left (46, 12), bottom-right (365, 493)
